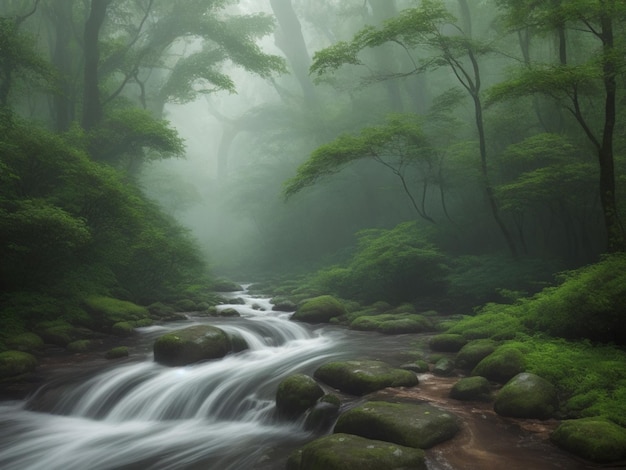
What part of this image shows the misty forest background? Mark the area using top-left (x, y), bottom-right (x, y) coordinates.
top-left (1, 0), bottom-right (626, 353)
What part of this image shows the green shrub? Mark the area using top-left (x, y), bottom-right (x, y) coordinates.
top-left (312, 222), bottom-right (449, 303)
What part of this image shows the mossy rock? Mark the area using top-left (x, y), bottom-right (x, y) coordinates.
top-left (314, 360), bottom-right (418, 396)
top-left (350, 314), bottom-right (433, 335)
top-left (450, 376), bottom-right (492, 401)
top-left (212, 279), bottom-right (243, 292)
top-left (153, 325), bottom-right (233, 366)
top-left (67, 340), bottom-right (93, 353)
top-left (455, 339), bottom-right (498, 370)
top-left (276, 374), bottom-right (325, 419)
top-left (286, 433), bottom-right (426, 470)
top-left (5, 333), bottom-right (44, 352)
top-left (0, 351), bottom-right (38, 378)
top-left (227, 332), bottom-right (248, 353)
top-left (35, 322), bottom-right (80, 347)
top-left (111, 322), bottom-right (135, 337)
top-left (83, 296), bottom-right (149, 327)
top-left (334, 401), bottom-right (460, 449)
top-left (432, 358), bottom-right (456, 377)
top-left (550, 418), bottom-right (626, 463)
top-left (494, 373), bottom-right (558, 420)
top-left (147, 302), bottom-right (176, 318)
top-left (429, 334), bottom-right (467, 353)
top-left (105, 346), bottom-right (129, 360)
top-left (303, 396), bottom-right (341, 432)
top-left (471, 346), bottom-right (525, 383)
top-left (271, 298), bottom-right (297, 312)
top-left (291, 295), bottom-right (347, 323)
top-left (217, 308), bottom-right (240, 317)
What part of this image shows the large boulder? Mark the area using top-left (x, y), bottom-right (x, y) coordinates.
top-left (471, 346), bottom-right (525, 383)
top-left (314, 360), bottom-right (418, 396)
top-left (276, 374), bottom-right (325, 419)
top-left (550, 417), bottom-right (626, 463)
top-left (286, 433), bottom-right (426, 470)
top-left (291, 295), bottom-right (346, 323)
top-left (494, 372), bottom-right (558, 420)
top-left (429, 334), bottom-right (467, 352)
top-left (153, 325), bottom-right (244, 366)
top-left (334, 401), bottom-right (460, 449)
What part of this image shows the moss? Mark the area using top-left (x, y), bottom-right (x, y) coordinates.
top-left (105, 346), bottom-right (129, 359)
top-left (0, 351), bottom-right (38, 378)
top-left (5, 332), bottom-right (44, 352)
top-left (153, 325), bottom-right (231, 366)
top-left (455, 339), bottom-right (499, 370)
top-left (314, 360), bottom-right (418, 396)
top-left (83, 296), bottom-right (148, 327)
top-left (450, 376), bottom-right (491, 401)
top-left (494, 373), bottom-right (558, 419)
top-left (429, 334), bottom-right (467, 352)
top-left (276, 374), bottom-right (324, 419)
top-left (175, 299), bottom-right (197, 311)
top-left (445, 308), bottom-right (524, 340)
top-left (551, 418), bottom-right (626, 463)
top-left (212, 279), bottom-right (243, 292)
top-left (111, 322), bottom-right (135, 337)
top-left (350, 314), bottom-right (433, 334)
top-left (472, 345), bottom-right (526, 383)
top-left (291, 295), bottom-right (347, 323)
top-left (67, 340), bottom-right (92, 353)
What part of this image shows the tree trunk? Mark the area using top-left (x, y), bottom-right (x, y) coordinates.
top-left (48, 0), bottom-right (75, 132)
top-left (82, 0), bottom-right (110, 131)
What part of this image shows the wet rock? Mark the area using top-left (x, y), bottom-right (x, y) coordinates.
top-left (450, 376), bottom-right (491, 401)
top-left (212, 279), bottom-right (243, 292)
top-left (271, 298), bottom-right (297, 312)
top-left (400, 360), bottom-right (430, 373)
top-left (314, 360), bottom-right (418, 396)
top-left (494, 372), bottom-right (558, 419)
top-left (5, 333), bottom-right (44, 353)
top-left (334, 401), bottom-right (460, 449)
top-left (291, 295), bottom-right (346, 323)
top-left (153, 325), bottom-right (233, 366)
top-left (471, 346), bottom-right (525, 383)
top-left (276, 374), bottom-right (325, 419)
top-left (105, 346), bottom-right (129, 360)
top-left (455, 339), bottom-right (498, 370)
top-left (111, 321), bottom-right (135, 337)
top-left (551, 417), bottom-right (626, 463)
top-left (304, 395), bottom-right (341, 432)
top-left (286, 433), bottom-right (426, 470)
top-left (433, 358), bottom-right (456, 376)
top-left (429, 334), bottom-right (467, 352)
top-left (217, 308), bottom-right (240, 317)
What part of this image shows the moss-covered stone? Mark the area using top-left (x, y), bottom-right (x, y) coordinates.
top-left (111, 321), bottom-right (135, 337)
top-left (276, 374), bottom-right (325, 419)
top-left (105, 346), bottom-right (129, 359)
top-left (217, 308), bottom-right (240, 317)
top-left (212, 279), bottom-right (243, 292)
top-left (454, 339), bottom-right (498, 370)
top-left (550, 418), bottom-right (626, 463)
top-left (291, 295), bottom-right (346, 323)
top-left (350, 314), bottom-right (433, 335)
top-left (271, 298), bottom-right (297, 312)
top-left (472, 346), bottom-right (525, 383)
top-left (35, 321), bottom-right (79, 347)
top-left (400, 360), bottom-right (430, 373)
top-left (67, 340), bottom-right (93, 353)
top-left (5, 332), bottom-right (44, 352)
top-left (334, 401), bottom-right (460, 449)
top-left (494, 372), bottom-right (558, 420)
top-left (175, 299), bottom-right (197, 312)
top-left (314, 360), bottom-right (418, 396)
top-left (432, 358), bottom-right (456, 377)
top-left (153, 325), bottom-right (232, 366)
top-left (450, 376), bottom-right (491, 401)
top-left (83, 296), bottom-right (149, 328)
top-left (286, 433), bottom-right (426, 470)
top-left (0, 351), bottom-right (38, 378)
top-left (429, 334), bottom-right (467, 353)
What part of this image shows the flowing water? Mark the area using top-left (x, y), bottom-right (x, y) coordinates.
top-left (0, 288), bottom-right (605, 469)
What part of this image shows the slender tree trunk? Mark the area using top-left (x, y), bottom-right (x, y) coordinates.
top-left (49, 0), bottom-right (75, 132)
top-left (82, 0), bottom-right (110, 130)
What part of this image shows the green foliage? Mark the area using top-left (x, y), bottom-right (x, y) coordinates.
top-left (445, 304), bottom-right (526, 340)
top-left (0, 350), bottom-right (38, 378)
top-left (283, 114), bottom-right (432, 199)
top-left (523, 254), bottom-right (626, 343)
top-left (313, 222), bottom-right (448, 304)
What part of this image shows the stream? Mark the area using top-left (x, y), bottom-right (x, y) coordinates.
top-left (0, 287), bottom-right (603, 469)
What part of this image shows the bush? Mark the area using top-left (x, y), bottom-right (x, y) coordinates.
top-left (312, 222), bottom-right (449, 303)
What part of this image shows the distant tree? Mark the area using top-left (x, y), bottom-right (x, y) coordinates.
top-left (490, 0), bottom-right (626, 253)
top-left (307, 0), bottom-right (519, 256)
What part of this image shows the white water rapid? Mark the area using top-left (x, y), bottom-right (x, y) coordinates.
top-left (0, 289), bottom-right (349, 470)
